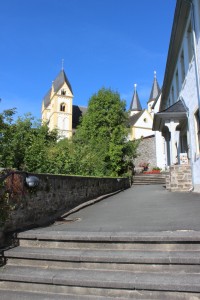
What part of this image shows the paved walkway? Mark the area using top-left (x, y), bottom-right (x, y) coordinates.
top-left (31, 185), bottom-right (200, 234)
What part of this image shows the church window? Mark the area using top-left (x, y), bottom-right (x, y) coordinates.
top-left (60, 103), bottom-right (66, 112)
top-left (143, 118), bottom-right (147, 123)
top-left (61, 89), bottom-right (66, 95)
top-left (187, 22), bottom-right (193, 64)
top-left (194, 109), bottom-right (200, 154)
top-left (180, 50), bottom-right (185, 84)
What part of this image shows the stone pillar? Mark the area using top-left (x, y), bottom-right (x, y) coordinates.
top-left (165, 121), bottom-right (180, 165)
top-left (162, 130), bottom-right (171, 166)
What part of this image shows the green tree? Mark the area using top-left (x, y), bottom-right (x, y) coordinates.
top-left (74, 88), bottom-right (138, 176)
top-left (24, 123), bottom-right (58, 173)
top-left (0, 108), bottom-right (17, 168)
top-left (0, 108), bottom-right (58, 171)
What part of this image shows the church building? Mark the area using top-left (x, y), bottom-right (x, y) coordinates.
top-left (41, 69), bottom-right (86, 139)
top-left (129, 72), bottom-right (166, 170)
top-left (129, 72), bottom-right (161, 140)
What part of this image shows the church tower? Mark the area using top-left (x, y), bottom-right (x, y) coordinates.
top-left (147, 71), bottom-right (161, 114)
top-left (129, 84), bottom-right (142, 116)
top-left (41, 69), bottom-right (73, 139)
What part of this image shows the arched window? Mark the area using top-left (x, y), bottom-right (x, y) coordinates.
top-left (61, 89), bottom-right (66, 95)
top-left (60, 103), bottom-right (66, 112)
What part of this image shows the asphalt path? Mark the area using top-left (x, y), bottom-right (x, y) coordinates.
top-left (45, 185), bottom-right (200, 233)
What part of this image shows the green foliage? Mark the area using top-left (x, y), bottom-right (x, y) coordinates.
top-left (0, 108), bottom-right (58, 171)
top-left (0, 89), bottom-right (139, 177)
top-left (152, 167), bottom-right (162, 171)
top-left (24, 123), bottom-right (58, 173)
top-left (74, 88), bottom-right (138, 176)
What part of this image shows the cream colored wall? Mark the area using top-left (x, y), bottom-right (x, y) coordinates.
top-left (131, 127), bottom-right (154, 140)
top-left (41, 82), bottom-right (73, 139)
top-left (130, 110), bottom-right (154, 140)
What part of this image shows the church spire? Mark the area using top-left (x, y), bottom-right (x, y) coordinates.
top-left (148, 71), bottom-right (161, 103)
top-left (130, 84), bottom-right (142, 114)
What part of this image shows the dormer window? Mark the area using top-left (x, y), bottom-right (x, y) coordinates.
top-left (61, 89), bottom-right (66, 95)
top-left (60, 103), bottom-right (66, 112)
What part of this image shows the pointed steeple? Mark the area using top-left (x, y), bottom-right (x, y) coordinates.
top-left (43, 69), bottom-right (73, 108)
top-left (52, 69), bottom-right (73, 95)
top-left (148, 71), bottom-right (161, 103)
top-left (130, 84), bottom-right (142, 114)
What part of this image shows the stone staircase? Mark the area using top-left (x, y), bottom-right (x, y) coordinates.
top-left (1, 230), bottom-right (200, 299)
top-left (133, 173), bottom-right (166, 185)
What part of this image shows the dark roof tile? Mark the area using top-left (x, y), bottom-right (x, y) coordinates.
top-left (43, 70), bottom-right (73, 108)
top-left (161, 100), bottom-right (187, 113)
top-left (129, 110), bottom-right (145, 126)
top-left (72, 105), bottom-right (87, 129)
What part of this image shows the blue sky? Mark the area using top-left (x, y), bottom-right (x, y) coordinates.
top-left (0, 0), bottom-right (176, 120)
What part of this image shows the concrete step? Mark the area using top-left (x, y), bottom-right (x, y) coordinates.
top-left (0, 265), bottom-right (200, 293)
top-left (4, 246), bottom-right (200, 266)
top-left (132, 174), bottom-right (166, 185)
top-left (1, 282), bottom-right (200, 300)
top-left (17, 230), bottom-right (200, 242)
top-left (133, 182), bottom-right (165, 185)
top-left (2, 230), bottom-right (200, 297)
top-left (7, 258), bottom-right (200, 274)
top-left (19, 238), bottom-right (200, 251)
top-left (0, 289), bottom-right (123, 300)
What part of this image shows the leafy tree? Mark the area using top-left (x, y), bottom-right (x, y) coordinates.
top-left (0, 108), bottom-right (17, 168)
top-left (23, 123), bottom-right (58, 173)
top-left (74, 88), bottom-right (138, 176)
top-left (0, 109), bottom-right (58, 171)
top-left (0, 90), bottom-right (139, 177)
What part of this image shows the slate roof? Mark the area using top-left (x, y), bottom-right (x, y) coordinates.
top-left (43, 70), bottom-right (73, 108)
top-left (160, 99), bottom-right (187, 113)
top-left (148, 75), bottom-right (161, 103)
top-left (152, 99), bottom-right (188, 131)
top-left (72, 105), bottom-right (87, 129)
top-left (130, 88), bottom-right (142, 111)
top-left (129, 110), bottom-right (145, 126)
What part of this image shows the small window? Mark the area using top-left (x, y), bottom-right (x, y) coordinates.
top-left (171, 86), bottom-right (175, 104)
top-left (60, 103), bottom-right (66, 112)
top-left (180, 50), bottom-right (185, 84)
top-left (143, 118), bottom-right (147, 123)
top-left (61, 89), bottom-right (66, 95)
top-left (187, 22), bottom-right (193, 63)
top-left (195, 109), bottom-right (200, 154)
top-left (176, 70), bottom-right (179, 99)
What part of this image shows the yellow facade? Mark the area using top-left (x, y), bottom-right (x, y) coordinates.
top-left (41, 70), bottom-right (73, 139)
top-left (129, 109), bottom-right (154, 140)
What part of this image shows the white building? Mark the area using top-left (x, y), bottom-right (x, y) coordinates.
top-left (153, 0), bottom-right (200, 192)
top-left (129, 73), bottom-right (166, 170)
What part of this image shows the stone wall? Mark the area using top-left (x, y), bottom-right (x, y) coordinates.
top-left (134, 135), bottom-right (157, 170)
top-left (166, 165), bottom-right (193, 192)
top-left (2, 173), bottom-right (130, 233)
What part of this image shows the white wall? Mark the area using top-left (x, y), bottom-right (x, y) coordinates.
top-left (164, 0), bottom-right (200, 190)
